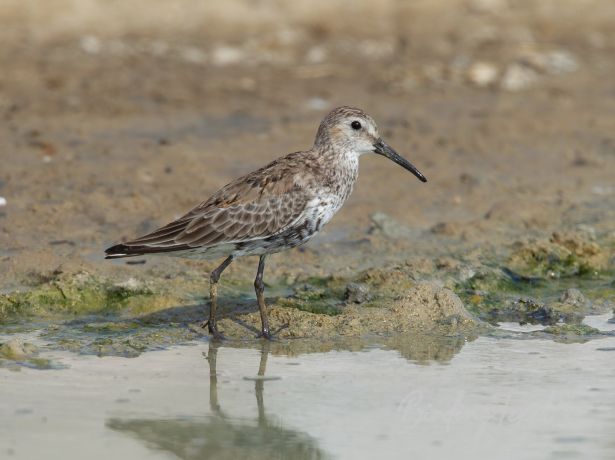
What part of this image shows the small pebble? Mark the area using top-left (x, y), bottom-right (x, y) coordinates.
top-left (559, 288), bottom-right (587, 307)
top-left (528, 50), bottom-right (578, 75)
top-left (500, 63), bottom-right (539, 91)
top-left (467, 62), bottom-right (499, 87)
top-left (306, 97), bottom-right (329, 111)
top-left (305, 46), bottom-right (328, 64)
top-left (345, 283), bottom-right (371, 304)
top-left (591, 185), bottom-right (614, 195)
top-left (0, 197), bottom-right (6, 207)
top-left (211, 45), bottom-right (244, 66)
top-left (370, 212), bottom-right (415, 238)
top-left (547, 50), bottom-right (578, 74)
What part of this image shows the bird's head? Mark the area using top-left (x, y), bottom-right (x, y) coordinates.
top-left (314, 106), bottom-right (427, 182)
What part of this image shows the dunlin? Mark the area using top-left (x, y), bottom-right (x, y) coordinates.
top-left (105, 106), bottom-right (427, 339)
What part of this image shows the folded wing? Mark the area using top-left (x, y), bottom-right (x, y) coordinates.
top-left (105, 152), bottom-right (312, 257)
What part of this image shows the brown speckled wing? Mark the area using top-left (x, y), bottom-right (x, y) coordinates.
top-left (121, 152), bottom-right (312, 251)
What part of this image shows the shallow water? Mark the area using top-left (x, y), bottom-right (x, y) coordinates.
top-left (2, 317), bottom-right (615, 460)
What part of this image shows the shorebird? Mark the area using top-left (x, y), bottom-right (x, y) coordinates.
top-left (105, 106), bottom-right (427, 339)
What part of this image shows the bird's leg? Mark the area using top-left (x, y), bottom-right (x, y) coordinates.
top-left (204, 255), bottom-right (233, 340)
top-left (254, 255), bottom-right (272, 340)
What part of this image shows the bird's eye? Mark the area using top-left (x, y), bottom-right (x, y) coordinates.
top-left (351, 121), bottom-right (362, 130)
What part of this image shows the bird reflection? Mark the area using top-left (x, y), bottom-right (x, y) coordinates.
top-left (107, 341), bottom-right (331, 460)
top-left (207, 341), bottom-right (272, 425)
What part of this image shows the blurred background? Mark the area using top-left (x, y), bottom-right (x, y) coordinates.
top-left (1, 0), bottom-right (614, 283)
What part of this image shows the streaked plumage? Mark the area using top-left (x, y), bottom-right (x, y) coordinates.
top-left (105, 106), bottom-right (427, 339)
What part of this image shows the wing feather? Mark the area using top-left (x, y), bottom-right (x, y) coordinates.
top-left (108, 150), bottom-right (315, 256)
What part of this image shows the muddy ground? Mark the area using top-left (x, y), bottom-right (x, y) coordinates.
top-left (1, 0), bottom-right (615, 351)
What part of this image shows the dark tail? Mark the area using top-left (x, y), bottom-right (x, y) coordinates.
top-left (104, 243), bottom-right (144, 259)
top-left (105, 242), bottom-right (191, 259)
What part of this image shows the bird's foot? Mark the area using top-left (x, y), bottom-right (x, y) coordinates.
top-left (201, 320), bottom-right (226, 341)
top-left (257, 329), bottom-right (273, 341)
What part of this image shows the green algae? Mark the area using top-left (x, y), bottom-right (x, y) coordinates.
top-left (277, 296), bottom-right (342, 316)
top-left (456, 260), bottom-right (615, 325)
top-left (539, 323), bottom-right (605, 344)
top-left (504, 298), bottom-right (584, 325)
top-left (0, 271), bottom-right (206, 357)
top-left (0, 272), bottom-right (179, 323)
top-left (507, 232), bottom-right (614, 278)
top-left (277, 279), bottom-right (345, 316)
top-left (357, 265), bottom-right (418, 299)
top-left (543, 323), bottom-right (600, 336)
top-left (0, 339), bottom-right (55, 370)
top-left (39, 320), bottom-right (203, 357)
top-left (0, 339), bottom-right (37, 360)
top-left (0, 236), bottom-right (612, 360)
top-left (273, 265), bottom-right (420, 315)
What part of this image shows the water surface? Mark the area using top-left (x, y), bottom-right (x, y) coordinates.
top-left (2, 319), bottom-right (615, 460)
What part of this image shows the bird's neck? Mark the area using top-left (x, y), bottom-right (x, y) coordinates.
top-left (316, 148), bottom-right (360, 198)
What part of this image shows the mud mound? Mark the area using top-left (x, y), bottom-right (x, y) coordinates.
top-left (217, 282), bottom-right (481, 340)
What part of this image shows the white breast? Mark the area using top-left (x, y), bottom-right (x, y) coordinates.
top-left (311, 152), bottom-right (359, 230)
top-left (306, 194), bottom-right (345, 232)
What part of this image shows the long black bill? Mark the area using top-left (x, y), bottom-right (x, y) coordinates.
top-left (373, 139), bottom-right (427, 183)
